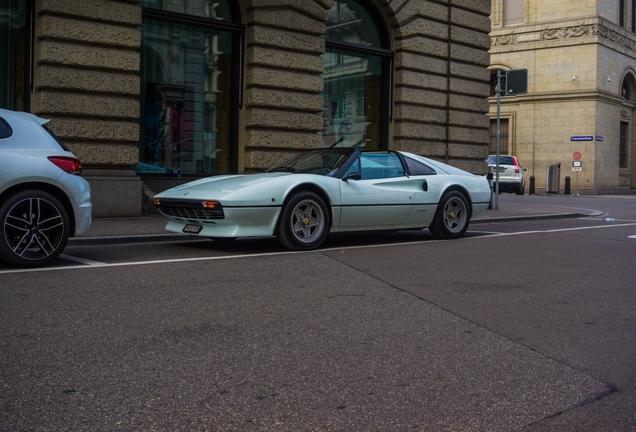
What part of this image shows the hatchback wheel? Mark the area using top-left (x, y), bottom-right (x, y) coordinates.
top-left (0, 190), bottom-right (70, 267)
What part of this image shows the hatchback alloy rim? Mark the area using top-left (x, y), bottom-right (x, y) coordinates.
top-left (3, 198), bottom-right (65, 261)
top-left (442, 197), bottom-right (467, 233)
top-left (290, 199), bottom-right (325, 244)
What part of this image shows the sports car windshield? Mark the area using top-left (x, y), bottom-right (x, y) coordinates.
top-left (267, 148), bottom-right (356, 176)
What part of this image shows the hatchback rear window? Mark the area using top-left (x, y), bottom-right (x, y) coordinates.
top-left (0, 117), bottom-right (12, 138)
top-left (487, 156), bottom-right (515, 165)
top-left (43, 125), bottom-right (70, 151)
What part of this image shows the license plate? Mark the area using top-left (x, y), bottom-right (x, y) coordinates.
top-left (182, 224), bottom-right (203, 234)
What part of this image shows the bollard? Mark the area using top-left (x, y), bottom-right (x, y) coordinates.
top-left (564, 176), bottom-right (571, 195)
top-left (487, 172), bottom-right (495, 209)
top-left (529, 176), bottom-right (535, 195)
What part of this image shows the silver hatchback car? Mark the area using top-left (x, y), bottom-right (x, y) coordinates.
top-left (0, 108), bottom-right (92, 267)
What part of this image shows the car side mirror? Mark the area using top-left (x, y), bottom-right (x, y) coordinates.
top-left (344, 172), bottom-right (361, 181)
top-left (522, 168), bottom-right (528, 172)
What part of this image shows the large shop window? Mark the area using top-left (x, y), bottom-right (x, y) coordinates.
top-left (321, 0), bottom-right (392, 150)
top-left (0, 0), bottom-right (32, 111)
top-left (139, 0), bottom-right (242, 175)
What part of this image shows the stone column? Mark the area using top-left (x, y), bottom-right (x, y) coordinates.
top-left (33, 0), bottom-right (143, 217)
top-left (242, 0), bottom-right (333, 172)
top-left (386, 0), bottom-right (491, 174)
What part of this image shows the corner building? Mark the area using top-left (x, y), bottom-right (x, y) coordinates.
top-left (1, 0), bottom-right (491, 217)
top-left (490, 0), bottom-right (636, 193)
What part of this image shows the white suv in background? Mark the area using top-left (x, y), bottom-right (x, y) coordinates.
top-left (486, 155), bottom-right (527, 195)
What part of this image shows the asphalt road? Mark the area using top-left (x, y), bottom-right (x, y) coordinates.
top-left (1, 195), bottom-right (635, 431)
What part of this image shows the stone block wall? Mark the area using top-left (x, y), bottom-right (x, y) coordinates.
top-left (25, 0), bottom-right (494, 216)
top-left (242, 0), bottom-right (333, 171)
top-left (241, 0), bottom-right (491, 175)
top-left (388, 0), bottom-right (492, 174)
top-left (33, 0), bottom-right (143, 217)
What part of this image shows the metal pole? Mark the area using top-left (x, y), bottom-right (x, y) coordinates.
top-left (495, 70), bottom-right (501, 210)
top-left (575, 170), bottom-right (580, 196)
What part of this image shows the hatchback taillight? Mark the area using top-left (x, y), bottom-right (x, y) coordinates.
top-left (48, 156), bottom-right (82, 175)
top-left (515, 166), bottom-right (520, 173)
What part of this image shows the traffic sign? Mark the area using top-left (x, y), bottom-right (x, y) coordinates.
top-left (573, 151), bottom-right (582, 161)
top-left (506, 69), bottom-right (528, 95)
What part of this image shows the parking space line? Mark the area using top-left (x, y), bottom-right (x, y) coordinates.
top-left (474, 222), bottom-right (636, 237)
top-left (2, 223), bottom-right (636, 275)
top-left (0, 250), bottom-right (311, 274)
top-left (59, 254), bottom-right (106, 266)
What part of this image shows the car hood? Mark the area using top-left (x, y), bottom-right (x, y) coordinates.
top-left (155, 172), bottom-right (292, 201)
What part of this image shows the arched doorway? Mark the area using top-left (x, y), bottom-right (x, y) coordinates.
top-left (321, 0), bottom-right (393, 150)
top-left (138, 0), bottom-right (243, 175)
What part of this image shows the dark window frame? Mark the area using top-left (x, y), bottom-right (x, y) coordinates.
top-left (489, 118), bottom-right (510, 154)
top-left (323, 0), bottom-right (394, 151)
top-left (1, 0), bottom-right (35, 112)
top-left (620, 0), bottom-right (626, 27)
top-left (139, 5), bottom-right (245, 175)
top-left (620, 121), bottom-right (628, 168)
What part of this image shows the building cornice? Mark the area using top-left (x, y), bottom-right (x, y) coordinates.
top-left (490, 17), bottom-right (636, 58)
top-left (488, 89), bottom-right (628, 107)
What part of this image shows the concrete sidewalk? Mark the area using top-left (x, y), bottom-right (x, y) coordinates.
top-left (69, 194), bottom-right (606, 246)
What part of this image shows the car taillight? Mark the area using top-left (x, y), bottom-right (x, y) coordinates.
top-left (515, 166), bottom-right (520, 173)
top-left (48, 156), bottom-right (82, 175)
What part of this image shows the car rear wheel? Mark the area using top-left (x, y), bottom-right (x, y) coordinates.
top-left (0, 190), bottom-right (70, 267)
top-left (516, 184), bottom-right (525, 195)
top-left (276, 191), bottom-right (329, 251)
top-left (428, 191), bottom-right (470, 239)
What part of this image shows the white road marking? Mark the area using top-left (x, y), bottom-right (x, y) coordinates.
top-left (0, 250), bottom-right (311, 274)
top-left (59, 254), bottom-right (106, 266)
top-left (2, 222), bottom-right (636, 275)
top-left (629, 235), bottom-right (636, 239)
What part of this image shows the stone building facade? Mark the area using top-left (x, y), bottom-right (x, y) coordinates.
top-left (490, 0), bottom-right (636, 193)
top-left (1, 0), bottom-right (492, 217)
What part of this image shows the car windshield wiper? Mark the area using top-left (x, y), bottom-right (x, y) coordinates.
top-left (268, 166), bottom-right (296, 173)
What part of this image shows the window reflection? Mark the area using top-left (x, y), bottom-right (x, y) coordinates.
top-left (0, 0), bottom-right (27, 110)
top-left (325, 0), bottom-right (381, 48)
top-left (321, 0), bottom-right (385, 151)
top-left (139, 20), bottom-right (233, 175)
top-left (140, 0), bottom-right (232, 21)
top-left (321, 49), bottom-right (382, 150)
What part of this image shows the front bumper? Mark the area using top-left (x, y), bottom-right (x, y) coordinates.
top-left (162, 207), bottom-right (282, 238)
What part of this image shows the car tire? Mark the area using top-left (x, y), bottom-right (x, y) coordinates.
top-left (428, 191), bottom-right (470, 239)
top-left (516, 184), bottom-right (525, 195)
top-left (0, 190), bottom-right (70, 268)
top-left (276, 191), bottom-right (329, 251)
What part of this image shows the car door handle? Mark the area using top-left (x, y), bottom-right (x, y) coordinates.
top-left (422, 180), bottom-right (428, 192)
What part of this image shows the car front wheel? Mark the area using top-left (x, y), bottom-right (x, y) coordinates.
top-left (429, 191), bottom-right (470, 239)
top-left (0, 190), bottom-right (71, 267)
top-left (276, 191), bottom-right (329, 251)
